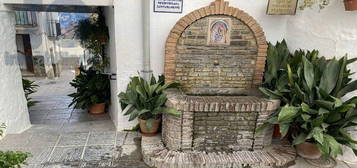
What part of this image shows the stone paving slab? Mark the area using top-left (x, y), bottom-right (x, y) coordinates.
top-left (87, 131), bottom-right (116, 146)
top-left (116, 132), bottom-right (127, 146)
top-left (49, 146), bottom-right (84, 163)
top-left (83, 145), bottom-right (115, 161)
top-left (57, 132), bottom-right (89, 147)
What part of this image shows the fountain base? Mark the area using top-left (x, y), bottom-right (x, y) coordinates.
top-left (142, 135), bottom-right (296, 168)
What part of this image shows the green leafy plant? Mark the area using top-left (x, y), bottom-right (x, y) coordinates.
top-left (22, 79), bottom-right (39, 107)
top-left (259, 40), bottom-right (357, 158)
top-left (118, 75), bottom-right (180, 130)
top-left (68, 67), bottom-right (111, 110)
top-left (75, 9), bottom-right (109, 71)
top-left (0, 124), bottom-right (31, 168)
top-left (0, 151), bottom-right (32, 168)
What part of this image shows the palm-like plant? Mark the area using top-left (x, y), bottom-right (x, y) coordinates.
top-left (118, 75), bottom-right (180, 130)
top-left (22, 79), bottom-right (39, 107)
top-left (259, 40), bottom-right (357, 158)
top-left (68, 67), bottom-right (111, 110)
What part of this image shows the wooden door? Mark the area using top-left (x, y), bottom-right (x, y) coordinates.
top-left (22, 34), bottom-right (34, 73)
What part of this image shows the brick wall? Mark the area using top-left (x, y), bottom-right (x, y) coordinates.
top-left (176, 15), bottom-right (258, 95)
top-left (163, 89), bottom-right (280, 152)
top-left (193, 111), bottom-right (258, 151)
top-left (164, 0), bottom-right (267, 89)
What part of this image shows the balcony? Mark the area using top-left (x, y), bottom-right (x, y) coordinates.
top-left (15, 11), bottom-right (37, 27)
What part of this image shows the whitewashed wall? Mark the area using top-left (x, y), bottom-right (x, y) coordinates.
top-left (103, 6), bottom-right (120, 129)
top-left (113, 0), bottom-right (144, 130)
top-left (0, 2), bottom-right (31, 134)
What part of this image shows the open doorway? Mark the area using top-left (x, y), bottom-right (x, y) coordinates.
top-left (16, 8), bottom-right (113, 127)
top-left (16, 34), bottom-right (35, 76)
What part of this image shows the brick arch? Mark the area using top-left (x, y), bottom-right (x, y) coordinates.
top-left (164, 0), bottom-right (268, 87)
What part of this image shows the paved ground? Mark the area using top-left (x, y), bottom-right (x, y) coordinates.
top-left (27, 70), bottom-right (110, 125)
top-left (0, 70), bottom-right (356, 168)
top-left (0, 70), bottom-right (148, 167)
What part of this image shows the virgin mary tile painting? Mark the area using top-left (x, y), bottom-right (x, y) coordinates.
top-left (208, 18), bottom-right (231, 46)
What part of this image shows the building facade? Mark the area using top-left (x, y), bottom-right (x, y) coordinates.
top-left (15, 11), bottom-right (62, 78)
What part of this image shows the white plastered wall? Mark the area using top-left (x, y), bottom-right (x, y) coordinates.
top-left (113, 0), bottom-right (144, 130)
top-left (0, 1), bottom-right (31, 134)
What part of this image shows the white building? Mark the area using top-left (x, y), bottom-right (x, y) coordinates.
top-left (1, 0), bottom-right (357, 162)
top-left (15, 11), bottom-right (62, 78)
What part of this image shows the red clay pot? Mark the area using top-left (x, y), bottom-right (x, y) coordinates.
top-left (88, 103), bottom-right (106, 115)
top-left (295, 142), bottom-right (322, 159)
top-left (344, 0), bottom-right (357, 11)
top-left (75, 66), bottom-right (81, 76)
top-left (139, 118), bottom-right (161, 136)
top-left (273, 124), bottom-right (282, 138)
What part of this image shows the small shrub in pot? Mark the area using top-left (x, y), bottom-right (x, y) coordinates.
top-left (68, 67), bottom-right (111, 114)
top-left (118, 75), bottom-right (180, 136)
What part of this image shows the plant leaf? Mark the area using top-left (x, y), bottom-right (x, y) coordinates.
top-left (278, 105), bottom-right (299, 123)
top-left (279, 124), bottom-right (290, 137)
top-left (312, 127), bottom-right (324, 144)
top-left (319, 59), bottom-right (340, 94)
top-left (293, 133), bottom-right (307, 145)
top-left (301, 103), bottom-right (318, 114)
top-left (337, 80), bottom-right (357, 98)
top-left (302, 56), bottom-right (315, 90)
top-left (146, 118), bottom-right (154, 131)
top-left (324, 134), bottom-right (343, 158)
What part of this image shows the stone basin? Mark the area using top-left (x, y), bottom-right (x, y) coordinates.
top-left (163, 89), bottom-right (280, 152)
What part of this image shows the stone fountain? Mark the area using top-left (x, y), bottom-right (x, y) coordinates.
top-left (141, 0), bottom-right (296, 167)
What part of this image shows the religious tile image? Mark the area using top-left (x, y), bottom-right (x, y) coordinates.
top-left (207, 18), bottom-right (231, 46)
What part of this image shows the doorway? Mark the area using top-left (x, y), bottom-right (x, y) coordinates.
top-left (16, 34), bottom-right (35, 74)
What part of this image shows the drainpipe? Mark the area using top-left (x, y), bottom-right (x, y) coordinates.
top-left (141, 0), bottom-right (152, 81)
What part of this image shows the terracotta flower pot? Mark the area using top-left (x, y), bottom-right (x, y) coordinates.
top-left (344, 0), bottom-right (357, 11)
top-left (98, 35), bottom-right (108, 45)
top-left (75, 66), bottom-right (81, 76)
top-left (88, 103), bottom-right (106, 115)
top-left (273, 124), bottom-right (282, 138)
top-left (139, 118), bottom-right (161, 136)
top-left (296, 142), bottom-right (322, 160)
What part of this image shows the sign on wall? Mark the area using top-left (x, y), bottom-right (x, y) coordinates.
top-left (154, 0), bottom-right (183, 13)
top-left (266, 0), bottom-right (298, 15)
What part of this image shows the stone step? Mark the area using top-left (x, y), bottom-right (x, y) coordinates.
top-left (142, 135), bottom-right (296, 168)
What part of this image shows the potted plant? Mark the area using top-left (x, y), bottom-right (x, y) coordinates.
top-left (118, 75), bottom-right (180, 136)
top-left (344, 0), bottom-right (357, 11)
top-left (259, 40), bottom-right (357, 159)
top-left (68, 67), bottom-right (111, 114)
top-left (75, 8), bottom-right (109, 71)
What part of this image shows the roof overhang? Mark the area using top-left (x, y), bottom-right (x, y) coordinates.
top-left (3, 0), bottom-right (113, 12)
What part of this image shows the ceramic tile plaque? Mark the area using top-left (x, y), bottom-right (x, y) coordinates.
top-left (267, 0), bottom-right (298, 15)
top-left (154, 0), bottom-right (183, 13)
top-left (207, 18), bottom-right (231, 46)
